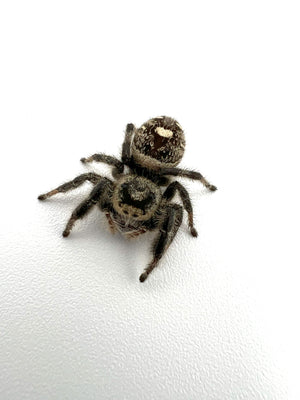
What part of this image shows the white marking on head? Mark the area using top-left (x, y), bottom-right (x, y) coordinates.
top-left (176, 122), bottom-right (182, 129)
top-left (155, 127), bottom-right (173, 138)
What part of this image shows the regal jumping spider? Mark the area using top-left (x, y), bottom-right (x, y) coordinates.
top-left (38, 116), bottom-right (217, 282)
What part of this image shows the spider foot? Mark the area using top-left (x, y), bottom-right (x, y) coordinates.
top-left (37, 189), bottom-right (58, 200)
top-left (62, 230), bottom-right (70, 237)
top-left (139, 272), bottom-right (148, 283)
top-left (208, 184), bottom-right (217, 191)
top-left (190, 227), bottom-right (198, 237)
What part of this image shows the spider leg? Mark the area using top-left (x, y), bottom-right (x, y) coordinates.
top-left (159, 167), bottom-right (217, 191)
top-left (38, 172), bottom-right (103, 200)
top-left (80, 123), bottom-right (136, 175)
top-left (62, 178), bottom-right (112, 237)
top-left (81, 153), bottom-right (124, 177)
top-left (139, 204), bottom-right (183, 282)
top-left (162, 181), bottom-right (198, 237)
top-left (121, 123), bottom-right (136, 164)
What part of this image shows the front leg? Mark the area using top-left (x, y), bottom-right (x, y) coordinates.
top-left (160, 167), bottom-right (217, 191)
top-left (38, 172), bottom-right (102, 200)
top-left (62, 178), bottom-right (113, 237)
top-left (139, 205), bottom-right (183, 282)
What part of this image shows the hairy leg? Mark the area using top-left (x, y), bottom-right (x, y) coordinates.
top-left (139, 205), bottom-right (183, 282)
top-left (160, 167), bottom-right (217, 191)
top-left (121, 123), bottom-right (136, 164)
top-left (38, 172), bottom-right (103, 200)
top-left (62, 178), bottom-right (112, 237)
top-left (163, 181), bottom-right (198, 237)
top-left (80, 153), bottom-right (124, 174)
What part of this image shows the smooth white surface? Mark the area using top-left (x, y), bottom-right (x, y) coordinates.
top-left (0, 1), bottom-right (299, 399)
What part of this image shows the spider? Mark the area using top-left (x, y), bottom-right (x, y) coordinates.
top-left (38, 116), bottom-right (217, 282)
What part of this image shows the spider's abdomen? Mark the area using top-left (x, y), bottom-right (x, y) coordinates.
top-left (132, 116), bottom-right (186, 170)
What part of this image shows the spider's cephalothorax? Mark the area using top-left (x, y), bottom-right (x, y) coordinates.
top-left (38, 116), bottom-right (217, 282)
top-left (131, 116), bottom-right (186, 171)
top-left (113, 175), bottom-right (161, 221)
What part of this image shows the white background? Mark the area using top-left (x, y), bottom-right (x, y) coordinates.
top-left (0, 1), bottom-right (299, 399)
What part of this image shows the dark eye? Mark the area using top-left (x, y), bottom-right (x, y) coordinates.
top-left (124, 210), bottom-right (128, 215)
top-left (133, 214), bottom-right (138, 218)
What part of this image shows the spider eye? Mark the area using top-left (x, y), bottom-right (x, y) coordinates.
top-left (133, 214), bottom-right (138, 218)
top-left (124, 210), bottom-right (128, 215)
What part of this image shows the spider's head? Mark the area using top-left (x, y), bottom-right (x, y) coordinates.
top-left (113, 176), bottom-right (161, 221)
top-left (132, 116), bottom-right (186, 170)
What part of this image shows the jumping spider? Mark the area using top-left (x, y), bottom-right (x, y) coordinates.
top-left (38, 116), bottom-right (217, 282)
